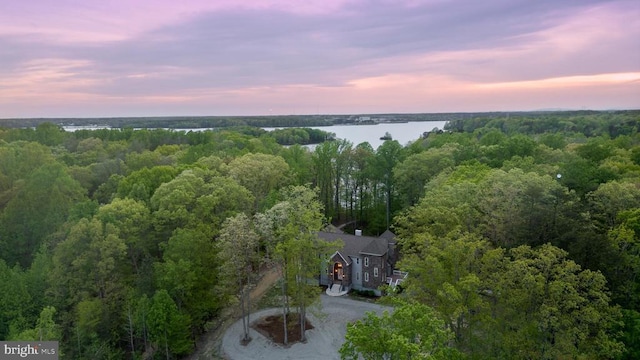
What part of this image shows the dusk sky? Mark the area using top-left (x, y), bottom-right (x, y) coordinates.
top-left (1, 0), bottom-right (639, 118)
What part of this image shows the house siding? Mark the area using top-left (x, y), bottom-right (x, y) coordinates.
top-left (320, 266), bottom-right (330, 287)
top-left (351, 256), bottom-right (363, 289)
top-left (362, 253), bottom-right (387, 290)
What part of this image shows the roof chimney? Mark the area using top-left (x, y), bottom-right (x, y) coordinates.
top-left (355, 229), bottom-right (362, 236)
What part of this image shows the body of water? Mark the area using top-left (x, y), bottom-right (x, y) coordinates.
top-left (310, 121), bottom-right (447, 149)
top-left (64, 121), bottom-right (448, 149)
top-left (63, 125), bottom-right (113, 131)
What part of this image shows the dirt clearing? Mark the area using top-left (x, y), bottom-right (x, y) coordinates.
top-left (221, 295), bottom-right (390, 360)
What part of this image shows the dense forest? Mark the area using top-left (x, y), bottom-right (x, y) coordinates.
top-left (0, 111), bottom-right (639, 359)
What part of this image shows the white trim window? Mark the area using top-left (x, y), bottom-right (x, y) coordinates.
top-left (374, 267), bottom-right (379, 277)
top-left (364, 272), bottom-right (369, 282)
top-left (364, 257), bottom-right (369, 267)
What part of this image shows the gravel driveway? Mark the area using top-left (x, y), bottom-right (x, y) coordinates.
top-left (221, 294), bottom-right (391, 360)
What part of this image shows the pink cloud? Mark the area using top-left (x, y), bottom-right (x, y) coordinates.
top-left (0, 0), bottom-right (638, 117)
top-left (0, 0), bottom-right (353, 42)
top-left (475, 73), bottom-right (640, 90)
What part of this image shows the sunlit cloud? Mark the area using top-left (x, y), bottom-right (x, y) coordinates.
top-left (0, 0), bottom-right (638, 117)
top-left (476, 73), bottom-right (640, 90)
top-left (0, 59), bottom-right (95, 96)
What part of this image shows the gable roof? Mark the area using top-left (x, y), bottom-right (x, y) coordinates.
top-left (329, 250), bottom-right (351, 265)
top-left (318, 231), bottom-right (388, 257)
top-left (379, 229), bottom-right (396, 240)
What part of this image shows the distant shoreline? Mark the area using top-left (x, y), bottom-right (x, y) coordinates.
top-left (1, 110), bottom-right (636, 129)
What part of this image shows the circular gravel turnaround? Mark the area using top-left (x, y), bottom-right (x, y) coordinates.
top-left (222, 294), bottom-right (391, 360)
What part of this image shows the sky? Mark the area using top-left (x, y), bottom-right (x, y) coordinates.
top-left (0, 0), bottom-right (639, 118)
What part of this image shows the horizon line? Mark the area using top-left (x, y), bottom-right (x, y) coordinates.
top-left (2, 108), bottom-right (639, 121)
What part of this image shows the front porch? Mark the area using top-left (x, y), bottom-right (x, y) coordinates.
top-left (326, 259), bottom-right (351, 296)
top-left (326, 283), bottom-right (349, 296)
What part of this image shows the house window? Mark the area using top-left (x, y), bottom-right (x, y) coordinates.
top-left (364, 272), bottom-right (369, 282)
top-left (356, 272), bottom-right (360, 281)
top-left (364, 257), bottom-right (369, 267)
top-left (374, 267), bottom-right (379, 277)
top-left (356, 258), bottom-right (359, 265)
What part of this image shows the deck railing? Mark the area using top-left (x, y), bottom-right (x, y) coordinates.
top-left (386, 270), bottom-right (408, 288)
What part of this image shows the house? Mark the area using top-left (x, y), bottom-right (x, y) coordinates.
top-left (318, 229), bottom-right (405, 296)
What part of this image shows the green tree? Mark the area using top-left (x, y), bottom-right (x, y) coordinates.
top-left (477, 169), bottom-right (569, 248)
top-left (147, 289), bottom-right (192, 359)
top-left (12, 306), bottom-right (61, 341)
top-left (192, 175), bottom-right (255, 236)
top-left (23, 247), bottom-right (52, 301)
top-left (150, 169), bottom-right (208, 234)
top-left (124, 149), bottom-right (175, 172)
top-left (279, 144), bottom-right (313, 185)
top-left (154, 228), bottom-right (220, 330)
top-left (539, 132), bottom-right (567, 150)
top-left (498, 134), bottom-right (537, 163)
top-left (0, 260), bottom-right (31, 339)
top-left (394, 145), bottom-right (455, 207)
top-left (351, 142), bottom-right (376, 227)
top-left (227, 153), bottom-right (290, 211)
top-left (73, 137), bottom-right (105, 165)
top-left (332, 139), bottom-right (353, 221)
top-left (0, 141), bottom-right (54, 189)
top-left (133, 294), bottom-right (152, 355)
top-left (395, 176), bottom-right (482, 240)
top-left (575, 137), bottom-right (615, 163)
top-left (372, 140), bottom-right (405, 231)
top-left (397, 227), bottom-right (623, 358)
top-left (96, 198), bottom-right (152, 275)
top-left (398, 231), bottom-right (494, 346)
top-left (218, 213), bottom-right (260, 343)
top-left (619, 309), bottom-right (640, 360)
top-left (488, 244), bottom-right (624, 359)
top-left (604, 209), bottom-right (640, 310)
top-left (116, 165), bottom-right (179, 203)
top-left (265, 186), bottom-right (339, 344)
top-left (1, 162), bottom-right (86, 267)
top-left (150, 169), bottom-right (254, 239)
top-left (51, 218), bottom-right (127, 303)
top-left (588, 180), bottom-right (640, 230)
top-left (49, 217), bottom-right (129, 347)
top-left (340, 301), bottom-right (461, 360)
top-left (313, 141), bottom-right (339, 219)
top-left (34, 122), bottom-right (66, 146)
top-left (558, 157), bottom-right (618, 197)
top-left (575, 181), bottom-right (640, 294)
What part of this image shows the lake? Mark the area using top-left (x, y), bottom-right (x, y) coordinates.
top-left (64, 121), bottom-right (448, 149)
top-left (266, 121), bottom-right (448, 149)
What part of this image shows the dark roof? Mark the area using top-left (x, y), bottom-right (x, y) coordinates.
top-left (379, 229), bottom-right (396, 240)
top-left (318, 231), bottom-right (388, 257)
top-left (360, 238), bottom-right (389, 256)
top-left (330, 250), bottom-right (351, 265)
